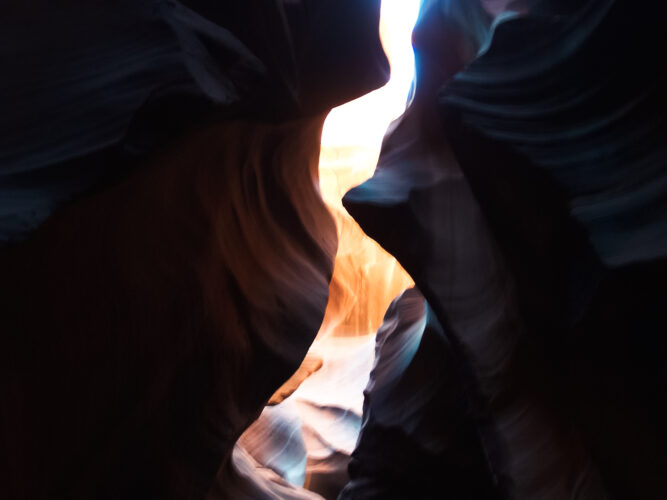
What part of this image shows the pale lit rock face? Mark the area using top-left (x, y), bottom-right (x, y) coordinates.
top-left (240, 334), bottom-right (377, 499)
top-left (239, 401), bottom-right (310, 488)
top-left (208, 446), bottom-right (324, 500)
top-left (344, 1), bottom-right (667, 499)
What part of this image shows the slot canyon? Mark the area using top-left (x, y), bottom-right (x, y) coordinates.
top-left (2, 1), bottom-right (667, 499)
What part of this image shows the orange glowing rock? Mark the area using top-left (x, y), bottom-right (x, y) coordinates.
top-left (317, 155), bottom-right (414, 338)
top-left (314, 0), bottom-right (420, 340)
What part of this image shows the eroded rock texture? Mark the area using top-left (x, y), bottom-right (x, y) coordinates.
top-left (0, 0), bottom-right (389, 245)
top-left (240, 333), bottom-right (378, 499)
top-left (340, 288), bottom-right (496, 499)
top-left (0, 1), bottom-right (388, 498)
top-left (345, 1), bottom-right (667, 498)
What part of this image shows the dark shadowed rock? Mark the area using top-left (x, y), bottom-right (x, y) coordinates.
top-left (0, 1), bottom-right (388, 498)
top-left (345, 1), bottom-right (667, 498)
top-left (339, 288), bottom-right (497, 499)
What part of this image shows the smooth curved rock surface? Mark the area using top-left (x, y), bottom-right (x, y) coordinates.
top-left (442, 0), bottom-right (667, 268)
top-left (0, 115), bottom-right (336, 500)
top-left (345, 1), bottom-right (667, 498)
top-left (208, 445), bottom-right (324, 500)
top-left (238, 329), bottom-right (379, 499)
top-left (340, 288), bottom-right (496, 499)
top-left (0, 2), bottom-right (389, 499)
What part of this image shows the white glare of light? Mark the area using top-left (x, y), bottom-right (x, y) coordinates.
top-left (320, 0), bottom-right (421, 150)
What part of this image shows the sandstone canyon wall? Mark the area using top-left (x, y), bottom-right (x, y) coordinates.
top-left (0, 1), bottom-right (388, 498)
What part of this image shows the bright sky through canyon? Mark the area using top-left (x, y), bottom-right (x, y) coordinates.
top-left (321, 0), bottom-right (421, 153)
top-left (316, 0), bottom-right (420, 338)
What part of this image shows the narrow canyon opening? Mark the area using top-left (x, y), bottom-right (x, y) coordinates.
top-left (242, 1), bottom-right (421, 496)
